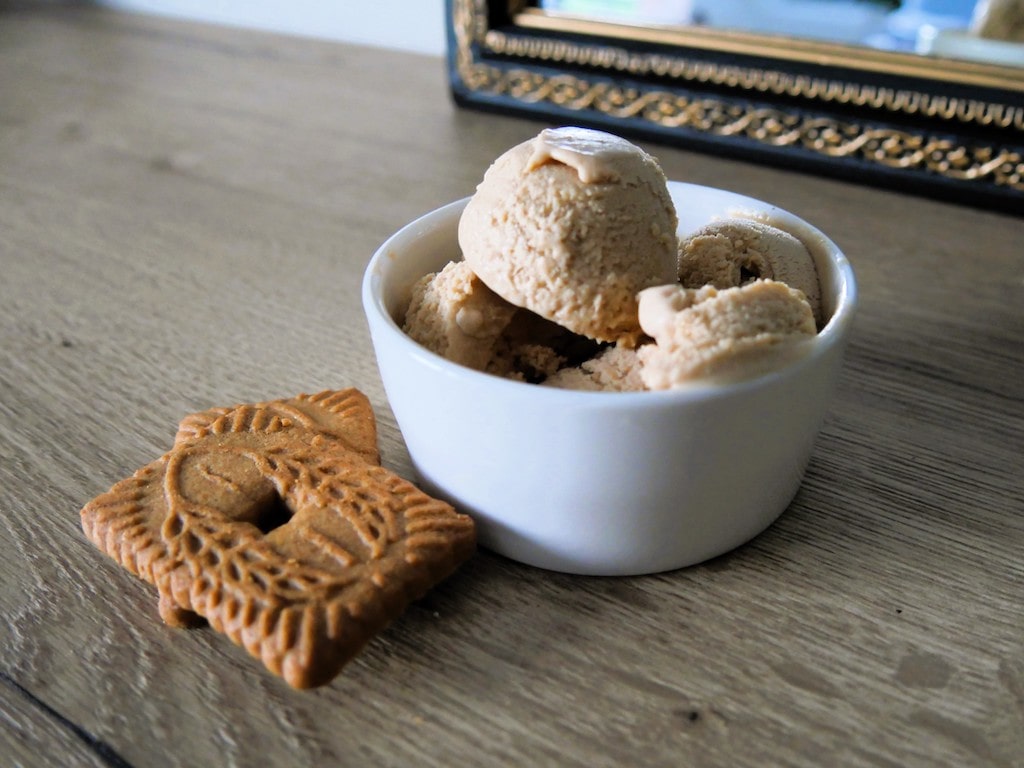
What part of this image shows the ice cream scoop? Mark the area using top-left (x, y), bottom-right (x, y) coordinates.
top-left (637, 280), bottom-right (817, 388)
top-left (402, 260), bottom-right (517, 371)
top-left (458, 127), bottom-right (679, 345)
top-left (678, 218), bottom-right (822, 325)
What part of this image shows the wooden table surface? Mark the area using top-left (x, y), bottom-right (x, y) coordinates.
top-left (2, 5), bottom-right (1022, 767)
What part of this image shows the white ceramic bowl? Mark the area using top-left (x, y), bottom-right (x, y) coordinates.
top-left (362, 182), bottom-right (856, 575)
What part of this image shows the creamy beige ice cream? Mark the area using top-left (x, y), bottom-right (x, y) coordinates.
top-left (458, 127), bottom-right (678, 345)
top-left (542, 346), bottom-right (644, 392)
top-left (403, 261), bottom-right (604, 382)
top-left (678, 217), bottom-right (822, 326)
top-left (403, 260), bottom-right (516, 372)
top-left (402, 127), bottom-right (824, 391)
top-left (637, 280), bottom-right (816, 388)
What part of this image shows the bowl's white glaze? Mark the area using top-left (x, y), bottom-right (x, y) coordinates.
top-left (362, 183), bottom-right (857, 575)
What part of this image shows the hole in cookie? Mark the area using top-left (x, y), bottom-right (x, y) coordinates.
top-left (166, 514), bottom-right (184, 537)
top-left (250, 570), bottom-right (270, 591)
top-left (254, 494), bottom-right (292, 535)
top-left (182, 530), bottom-right (202, 555)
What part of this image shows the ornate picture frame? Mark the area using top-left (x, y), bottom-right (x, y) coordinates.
top-left (446, 0), bottom-right (1024, 214)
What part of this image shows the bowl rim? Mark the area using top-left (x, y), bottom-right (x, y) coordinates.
top-left (362, 182), bottom-right (857, 407)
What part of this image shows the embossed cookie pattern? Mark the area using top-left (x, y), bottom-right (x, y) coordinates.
top-left (81, 389), bottom-right (476, 688)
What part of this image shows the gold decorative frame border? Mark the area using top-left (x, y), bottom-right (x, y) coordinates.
top-left (514, 8), bottom-right (1024, 99)
top-left (450, 0), bottom-right (1024, 193)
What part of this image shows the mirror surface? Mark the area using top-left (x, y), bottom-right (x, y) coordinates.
top-left (448, 0), bottom-right (1024, 212)
top-left (538, 0), bottom-right (1024, 68)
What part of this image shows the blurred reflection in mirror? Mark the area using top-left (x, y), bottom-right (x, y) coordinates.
top-left (539, 0), bottom-right (696, 25)
top-left (536, 0), bottom-right (1010, 56)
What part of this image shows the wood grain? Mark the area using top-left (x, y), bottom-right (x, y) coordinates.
top-left (1, 5), bottom-right (1022, 767)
